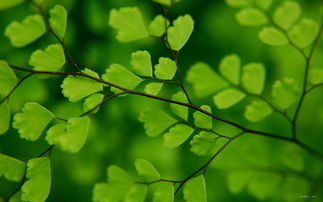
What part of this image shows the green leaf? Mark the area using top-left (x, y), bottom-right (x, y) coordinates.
top-left (0, 0), bottom-right (24, 10)
top-left (0, 154), bottom-right (25, 182)
top-left (13, 102), bottom-right (55, 141)
top-left (5, 14), bottom-right (46, 47)
top-left (186, 62), bottom-right (228, 98)
top-left (280, 176), bottom-right (309, 201)
top-left (167, 15), bottom-right (194, 51)
top-left (130, 50), bottom-right (152, 77)
top-left (102, 64), bottom-right (143, 94)
top-left (135, 159), bottom-right (160, 182)
top-left (144, 82), bottom-right (163, 95)
top-left (61, 68), bottom-right (103, 102)
top-left (309, 69), bottom-right (323, 85)
top-left (9, 191), bottom-right (22, 202)
top-left (0, 101), bottom-right (10, 135)
top-left (193, 105), bottom-right (212, 129)
top-left (83, 93), bottom-right (104, 114)
top-left (93, 183), bottom-right (131, 202)
top-left (183, 175), bottom-right (207, 202)
top-left (280, 144), bottom-right (304, 171)
top-left (241, 63), bottom-right (266, 95)
top-left (152, 0), bottom-right (171, 6)
top-left (190, 132), bottom-right (218, 156)
top-left (170, 91), bottom-right (188, 120)
top-left (124, 184), bottom-right (147, 202)
top-left (219, 54), bottom-right (240, 85)
top-left (273, 1), bottom-right (301, 30)
top-left (108, 165), bottom-right (133, 183)
top-left (254, 0), bottom-right (272, 10)
top-left (247, 172), bottom-right (281, 200)
top-left (236, 8), bottom-right (268, 26)
top-left (139, 105), bottom-right (177, 137)
top-left (49, 5), bottom-right (67, 39)
top-left (148, 15), bottom-right (169, 37)
top-left (288, 18), bottom-right (319, 48)
top-left (0, 60), bottom-right (18, 97)
top-left (21, 157), bottom-right (51, 202)
top-left (227, 170), bottom-right (251, 193)
top-left (245, 100), bottom-right (273, 122)
top-left (29, 43), bottom-right (65, 72)
top-left (154, 57), bottom-right (177, 80)
top-left (109, 7), bottom-right (148, 42)
top-left (259, 27), bottom-right (288, 46)
top-left (163, 124), bottom-right (194, 148)
top-left (272, 78), bottom-right (300, 109)
top-left (153, 182), bottom-right (174, 202)
top-left (46, 117), bottom-right (90, 153)
top-left (213, 88), bottom-right (246, 109)
top-left (225, 0), bottom-right (250, 8)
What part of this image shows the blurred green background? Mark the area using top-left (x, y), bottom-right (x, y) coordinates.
top-left (1, 0), bottom-right (323, 201)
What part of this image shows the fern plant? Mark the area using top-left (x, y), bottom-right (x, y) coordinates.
top-left (0, 0), bottom-right (323, 201)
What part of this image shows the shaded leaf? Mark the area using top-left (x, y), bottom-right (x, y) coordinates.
top-left (0, 154), bottom-right (25, 182)
top-left (124, 184), bottom-right (147, 202)
top-left (170, 91), bottom-right (188, 120)
top-left (245, 100), bottom-right (273, 122)
top-left (247, 172), bottom-right (281, 200)
top-left (219, 54), bottom-right (240, 85)
top-left (0, 60), bottom-right (18, 97)
top-left (213, 88), bottom-right (246, 109)
top-left (0, 101), bottom-right (10, 135)
top-left (144, 82), bottom-right (163, 95)
top-left (288, 18), bottom-right (319, 48)
top-left (153, 182), bottom-right (174, 202)
top-left (227, 170), bottom-right (251, 193)
top-left (0, 0), bottom-right (24, 10)
top-left (193, 105), bottom-right (212, 129)
top-left (225, 0), bottom-right (250, 8)
top-left (309, 69), bottom-right (323, 85)
top-left (163, 124), bottom-right (194, 148)
top-left (272, 78), bottom-right (300, 109)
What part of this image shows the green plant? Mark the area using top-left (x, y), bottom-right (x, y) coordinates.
top-left (0, 0), bottom-right (323, 201)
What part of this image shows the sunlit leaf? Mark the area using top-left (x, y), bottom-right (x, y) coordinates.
top-left (186, 62), bottom-right (228, 98)
top-left (21, 157), bottom-right (51, 202)
top-left (83, 93), bottom-right (104, 114)
top-left (241, 63), bottom-right (265, 95)
top-left (13, 102), bottom-right (55, 141)
top-left (259, 27), bottom-right (288, 46)
top-left (0, 154), bottom-right (25, 182)
top-left (245, 100), bottom-right (273, 122)
top-left (5, 14), bottom-right (46, 47)
top-left (153, 182), bottom-right (174, 202)
top-left (148, 15), bottom-right (169, 37)
top-left (109, 7), bottom-right (148, 42)
top-left (163, 124), bottom-right (194, 148)
top-left (213, 88), bottom-right (246, 109)
top-left (154, 57), bottom-right (177, 80)
top-left (49, 5), bottom-right (67, 39)
top-left (273, 1), bottom-right (301, 30)
top-left (225, 0), bottom-right (250, 8)
top-left (144, 82), bottom-right (163, 95)
top-left (190, 132), bottom-right (218, 156)
top-left (236, 8), bottom-right (268, 26)
top-left (193, 105), bottom-right (212, 129)
top-left (254, 0), bottom-right (273, 10)
top-left (167, 15), bottom-right (194, 51)
top-left (29, 43), bottom-right (65, 72)
top-left (62, 68), bottom-right (103, 102)
top-left (152, 0), bottom-right (171, 6)
top-left (135, 159), bottom-right (160, 182)
top-left (219, 54), bottom-right (240, 85)
top-left (0, 101), bottom-right (10, 135)
top-left (0, 60), bottom-right (18, 97)
top-left (102, 64), bottom-right (143, 94)
top-left (288, 18), bottom-right (319, 48)
top-left (130, 50), bottom-right (152, 77)
top-left (170, 91), bottom-right (188, 120)
top-left (309, 69), bottom-right (323, 85)
top-left (124, 184), bottom-right (147, 202)
top-left (0, 0), bottom-right (24, 10)
top-left (183, 175), bottom-right (207, 202)
top-left (272, 78), bottom-right (300, 109)
top-left (139, 105), bottom-right (177, 137)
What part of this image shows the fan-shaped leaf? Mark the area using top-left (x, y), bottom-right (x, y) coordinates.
top-left (124, 184), bottom-right (147, 202)
top-left (83, 93), bottom-right (104, 114)
top-left (152, 0), bottom-right (171, 6)
top-left (227, 170), bottom-right (251, 193)
top-left (254, 0), bottom-right (272, 10)
top-left (309, 69), bottom-right (323, 85)
top-left (190, 132), bottom-right (218, 156)
top-left (0, 60), bottom-right (18, 97)
top-left (273, 1), bottom-right (301, 30)
top-left (130, 50), bottom-right (152, 77)
top-left (170, 91), bottom-right (188, 120)
top-left (186, 62), bottom-right (228, 98)
top-left (213, 88), bottom-right (246, 109)
top-left (247, 172), bottom-right (281, 200)
top-left (21, 157), bottom-right (51, 202)
top-left (0, 154), bottom-right (25, 182)
top-left (193, 105), bottom-right (212, 129)
top-left (167, 15), bottom-right (194, 51)
top-left (49, 5), bottom-right (67, 39)
top-left (154, 57), bottom-right (177, 80)
top-left (148, 15), bottom-right (169, 37)
top-left (236, 8), bottom-right (268, 26)
top-left (144, 82), bottom-right (163, 95)
top-left (153, 182), bottom-right (174, 202)
top-left (245, 100), bottom-right (272, 122)
top-left (13, 102), bottom-right (55, 141)
top-left (0, 101), bottom-right (10, 135)
top-left (135, 159), bottom-right (160, 182)
top-left (288, 19), bottom-right (319, 48)
top-left (139, 105), bottom-right (177, 137)
top-left (0, 0), bottom-right (24, 10)
top-left (163, 124), bottom-right (194, 148)
top-left (183, 175), bottom-right (207, 202)
top-left (259, 27), bottom-right (288, 46)
top-left (225, 0), bottom-right (250, 8)
top-left (241, 63), bottom-right (265, 95)
top-left (219, 54), bottom-right (240, 85)
top-left (61, 68), bottom-right (103, 102)
top-left (102, 64), bottom-right (143, 94)
top-left (5, 14), bottom-right (46, 47)
top-left (109, 7), bottom-right (148, 42)
top-left (272, 78), bottom-right (300, 109)
top-left (29, 44), bottom-right (65, 72)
